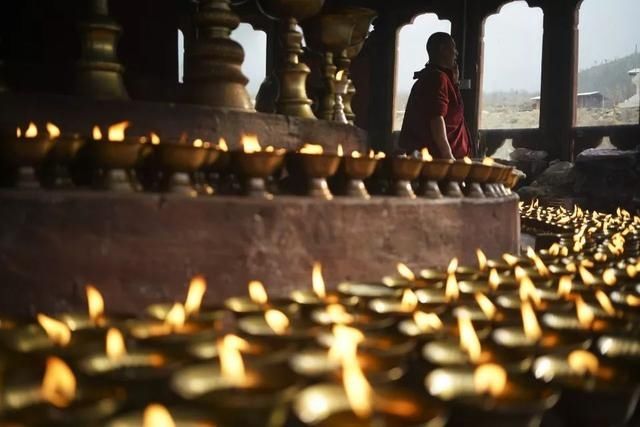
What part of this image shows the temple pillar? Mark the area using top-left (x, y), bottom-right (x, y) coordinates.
top-left (538, 0), bottom-right (580, 161)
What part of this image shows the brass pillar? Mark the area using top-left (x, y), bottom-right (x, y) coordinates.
top-left (75, 0), bottom-right (129, 100)
top-left (183, 0), bottom-right (253, 111)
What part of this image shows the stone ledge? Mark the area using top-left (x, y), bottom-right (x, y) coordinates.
top-left (0, 191), bottom-right (520, 315)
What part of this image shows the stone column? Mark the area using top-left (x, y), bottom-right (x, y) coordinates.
top-left (366, 15), bottom-right (397, 152)
top-left (537, 0), bottom-right (580, 161)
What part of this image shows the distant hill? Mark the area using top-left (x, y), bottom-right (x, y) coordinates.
top-left (578, 51), bottom-right (640, 103)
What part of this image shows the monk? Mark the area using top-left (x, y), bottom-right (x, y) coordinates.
top-left (398, 32), bottom-right (471, 159)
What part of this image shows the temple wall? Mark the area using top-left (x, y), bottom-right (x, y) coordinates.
top-left (0, 191), bottom-right (519, 316)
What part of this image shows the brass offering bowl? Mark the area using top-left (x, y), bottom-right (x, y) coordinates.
top-left (540, 310), bottom-right (630, 337)
top-left (0, 132), bottom-right (55, 189)
top-left (145, 303), bottom-right (226, 328)
top-left (337, 281), bottom-right (403, 302)
top-left (290, 383), bottom-right (447, 426)
top-left (85, 138), bottom-right (143, 191)
top-left (171, 361), bottom-right (300, 427)
top-left (309, 305), bottom-right (396, 331)
top-left (342, 156), bottom-right (378, 199)
top-left (105, 405), bottom-right (218, 427)
top-left (492, 326), bottom-right (591, 356)
top-left (224, 296), bottom-right (299, 318)
top-left (1, 359), bottom-right (125, 426)
top-left (533, 351), bottom-right (640, 427)
top-left (426, 367), bottom-right (559, 427)
top-left (42, 133), bottom-right (86, 188)
top-left (389, 156), bottom-right (423, 198)
top-left (497, 166), bottom-right (514, 196)
top-left (194, 146), bottom-right (223, 195)
top-left (286, 152), bottom-right (341, 199)
top-left (0, 323), bottom-right (104, 356)
top-left (419, 159), bottom-right (453, 199)
top-left (154, 143), bottom-right (211, 196)
top-left (237, 314), bottom-right (322, 346)
top-left (443, 160), bottom-right (471, 198)
top-left (483, 165), bottom-right (503, 197)
top-left (124, 318), bottom-right (217, 351)
top-left (465, 163), bottom-right (492, 198)
top-left (230, 150), bottom-right (285, 199)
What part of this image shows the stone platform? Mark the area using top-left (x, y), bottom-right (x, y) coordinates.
top-left (0, 191), bottom-right (519, 316)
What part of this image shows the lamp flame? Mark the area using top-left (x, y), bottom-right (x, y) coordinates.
top-left (489, 268), bottom-right (500, 291)
top-left (476, 249), bottom-right (487, 271)
top-left (150, 132), bottom-right (160, 145)
top-left (374, 151), bottom-right (386, 159)
top-left (342, 355), bottom-right (373, 419)
top-left (336, 70), bottom-right (345, 81)
top-left (445, 273), bottom-right (459, 302)
top-left (265, 309), bottom-right (289, 335)
top-left (164, 303), bottom-right (186, 330)
top-left (568, 350), bottom-right (599, 376)
top-left (521, 301), bottom-right (542, 341)
top-left (519, 277), bottom-right (542, 307)
top-left (575, 296), bottom-right (595, 328)
top-left (462, 156), bottom-right (472, 164)
top-left (396, 262), bottom-right (415, 281)
top-left (248, 280), bottom-right (268, 305)
top-left (557, 276), bottom-right (572, 298)
top-left (447, 258), bottom-right (458, 274)
top-left (143, 404), bottom-right (176, 427)
top-left (86, 284), bottom-right (105, 324)
top-left (25, 122), bottom-right (38, 138)
top-left (502, 253), bottom-right (520, 267)
top-left (192, 138), bottom-right (204, 148)
top-left (475, 293), bottom-right (496, 320)
top-left (595, 290), bottom-right (616, 316)
top-left (458, 310), bottom-right (482, 363)
top-left (400, 289), bottom-right (418, 312)
top-left (16, 127), bottom-right (21, 138)
top-left (351, 150), bottom-right (362, 158)
top-left (41, 357), bottom-right (76, 408)
top-left (106, 328), bottom-right (127, 361)
top-left (474, 363), bottom-right (506, 397)
top-left (413, 311), bottom-right (443, 332)
top-left (241, 134), bottom-right (261, 153)
top-left (217, 138), bottom-right (229, 151)
top-left (107, 121), bottom-right (130, 142)
top-left (312, 262), bottom-right (326, 299)
top-left (482, 157), bottom-right (495, 166)
top-left (37, 314), bottom-right (71, 347)
top-left (578, 266), bottom-right (596, 285)
top-left (337, 144), bottom-right (344, 157)
top-left (329, 324), bottom-right (364, 363)
top-left (326, 304), bottom-right (354, 324)
top-left (514, 266), bottom-right (527, 283)
top-left (421, 148), bottom-right (433, 161)
top-left (526, 247), bottom-right (549, 277)
top-left (46, 123), bottom-right (61, 139)
top-left (299, 143), bottom-right (323, 155)
top-left (217, 335), bottom-right (249, 387)
top-left (185, 275), bottom-right (207, 317)
top-left (92, 125), bottom-right (103, 140)
top-left (602, 269), bottom-right (617, 286)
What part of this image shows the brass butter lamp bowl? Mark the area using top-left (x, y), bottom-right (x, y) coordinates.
top-left (389, 156), bottom-right (423, 198)
top-left (286, 152), bottom-right (341, 199)
top-left (465, 163), bottom-right (492, 198)
top-left (420, 159), bottom-right (453, 199)
top-left (231, 150), bottom-right (285, 198)
top-left (0, 129), bottom-right (55, 189)
top-left (443, 160), bottom-right (471, 198)
top-left (342, 155), bottom-right (378, 198)
top-left (154, 142), bottom-right (212, 196)
top-left (85, 138), bottom-right (143, 192)
top-left (41, 133), bottom-right (86, 188)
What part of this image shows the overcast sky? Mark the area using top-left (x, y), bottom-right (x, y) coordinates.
top-left (180, 0), bottom-right (640, 97)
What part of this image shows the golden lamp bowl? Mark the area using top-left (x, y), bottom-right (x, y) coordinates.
top-left (421, 159), bottom-right (453, 181)
top-left (287, 152), bottom-right (341, 179)
top-left (337, 6), bottom-right (377, 46)
top-left (343, 156), bottom-right (378, 180)
top-left (506, 171), bottom-right (521, 189)
top-left (486, 165), bottom-right (504, 183)
top-left (258, 0), bottom-right (325, 21)
top-left (49, 134), bottom-right (86, 164)
top-left (154, 144), bottom-right (210, 173)
top-left (466, 163), bottom-right (492, 183)
top-left (390, 157), bottom-right (423, 181)
top-left (302, 13), bottom-right (356, 53)
top-left (231, 151), bottom-right (285, 179)
top-left (86, 138), bottom-right (143, 170)
top-left (446, 160), bottom-right (471, 182)
top-left (0, 136), bottom-right (55, 167)
top-left (499, 166), bottom-right (515, 184)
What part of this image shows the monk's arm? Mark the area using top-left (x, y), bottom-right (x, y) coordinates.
top-left (429, 116), bottom-right (454, 159)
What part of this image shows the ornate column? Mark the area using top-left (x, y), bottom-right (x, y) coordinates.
top-left (183, 0), bottom-right (253, 111)
top-left (537, 0), bottom-right (580, 161)
top-left (75, 0), bottom-right (129, 100)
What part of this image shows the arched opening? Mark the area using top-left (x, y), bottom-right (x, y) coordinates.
top-left (177, 29), bottom-right (184, 84)
top-left (576, 0), bottom-right (640, 128)
top-left (394, 13), bottom-right (452, 131)
top-left (479, 1), bottom-right (543, 130)
top-left (230, 23), bottom-right (268, 105)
